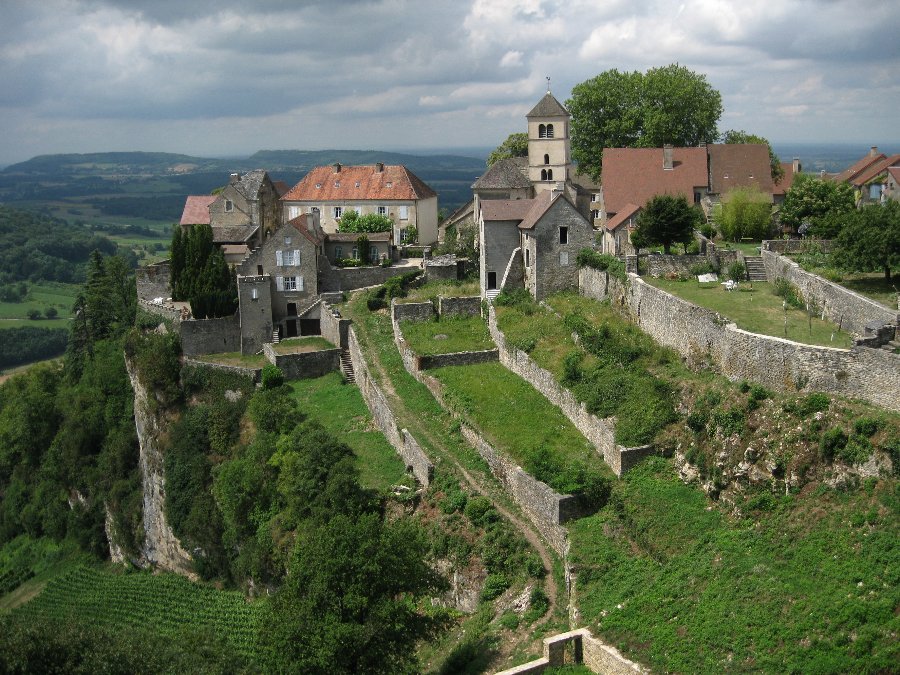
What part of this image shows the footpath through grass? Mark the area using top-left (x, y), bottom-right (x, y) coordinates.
top-left (289, 371), bottom-right (407, 491)
top-left (570, 457), bottom-right (899, 673)
top-left (644, 278), bottom-right (854, 348)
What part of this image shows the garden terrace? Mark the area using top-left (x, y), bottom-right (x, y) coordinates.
top-left (786, 247), bottom-right (898, 309)
top-left (193, 351), bottom-right (268, 368)
top-left (400, 315), bottom-right (494, 356)
top-left (270, 335), bottom-right (335, 355)
top-left (289, 372), bottom-right (408, 492)
top-left (394, 278), bottom-right (480, 304)
top-left (644, 278), bottom-right (855, 348)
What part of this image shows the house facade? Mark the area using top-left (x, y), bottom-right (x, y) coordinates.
top-left (280, 163), bottom-right (439, 245)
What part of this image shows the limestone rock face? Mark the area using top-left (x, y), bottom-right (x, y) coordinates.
top-left (432, 559), bottom-right (484, 614)
top-left (126, 356), bottom-right (195, 578)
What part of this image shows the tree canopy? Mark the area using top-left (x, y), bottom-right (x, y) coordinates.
top-left (568, 64), bottom-right (722, 180)
top-left (833, 201), bottom-right (900, 281)
top-left (721, 129), bottom-right (784, 183)
top-left (715, 186), bottom-right (774, 242)
top-left (169, 224), bottom-right (237, 319)
top-left (486, 132), bottom-right (528, 167)
top-left (779, 173), bottom-right (856, 236)
top-left (632, 195), bottom-right (700, 254)
top-left (337, 210), bottom-right (392, 234)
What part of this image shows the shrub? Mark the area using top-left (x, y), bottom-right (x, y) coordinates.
top-left (463, 495), bottom-right (497, 528)
top-left (689, 261), bottom-right (715, 276)
top-left (576, 249), bottom-right (626, 281)
top-left (710, 407), bottom-right (745, 437)
top-left (820, 427), bottom-right (847, 461)
top-left (700, 223), bottom-right (716, 239)
top-left (726, 261), bottom-right (747, 283)
top-left (837, 435), bottom-right (872, 465)
top-left (260, 364), bottom-right (284, 389)
top-left (480, 573), bottom-right (510, 602)
top-left (686, 410), bottom-right (708, 433)
top-left (523, 587), bottom-right (549, 623)
top-left (27, 309), bottom-right (42, 320)
top-left (853, 417), bottom-right (882, 438)
top-left (773, 278), bottom-right (804, 309)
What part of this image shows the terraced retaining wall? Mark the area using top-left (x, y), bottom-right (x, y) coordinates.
top-left (580, 267), bottom-right (900, 413)
top-left (346, 326), bottom-right (433, 486)
top-left (487, 306), bottom-right (654, 476)
top-left (760, 249), bottom-right (898, 336)
top-left (262, 345), bottom-right (340, 380)
top-left (496, 628), bottom-right (645, 675)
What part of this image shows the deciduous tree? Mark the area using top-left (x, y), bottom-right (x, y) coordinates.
top-left (486, 132), bottom-right (528, 167)
top-left (715, 186), bottom-right (773, 242)
top-left (779, 173), bottom-right (855, 236)
top-left (833, 201), bottom-right (900, 281)
top-left (633, 195), bottom-right (699, 254)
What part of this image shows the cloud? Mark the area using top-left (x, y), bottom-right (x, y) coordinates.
top-left (0, 0), bottom-right (898, 164)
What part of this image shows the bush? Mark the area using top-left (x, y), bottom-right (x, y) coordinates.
top-left (463, 495), bottom-right (497, 528)
top-left (773, 278), bottom-right (804, 309)
top-left (726, 262), bottom-right (747, 283)
top-left (837, 435), bottom-right (872, 465)
top-left (27, 309), bottom-right (41, 320)
top-left (480, 573), bottom-right (510, 601)
top-left (689, 261), bottom-right (715, 276)
top-left (820, 427), bottom-right (847, 461)
top-left (576, 249), bottom-right (626, 281)
top-left (700, 223), bottom-right (717, 239)
top-left (523, 587), bottom-right (549, 623)
top-left (260, 364), bottom-right (284, 389)
top-left (853, 417), bottom-right (882, 438)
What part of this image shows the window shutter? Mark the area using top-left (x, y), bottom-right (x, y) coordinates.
top-left (276, 276), bottom-right (284, 291)
top-left (298, 276), bottom-right (304, 291)
top-left (276, 250), bottom-right (283, 266)
top-left (294, 249), bottom-right (301, 267)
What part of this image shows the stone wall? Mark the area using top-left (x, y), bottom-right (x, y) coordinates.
top-left (392, 300), bottom-right (435, 323)
top-left (438, 295), bottom-right (482, 318)
top-left (179, 315), bottom-right (241, 356)
top-left (182, 357), bottom-right (262, 383)
top-left (320, 261), bottom-right (423, 293)
top-left (262, 345), bottom-right (340, 380)
top-left (347, 326), bottom-right (434, 486)
top-left (761, 249), bottom-right (898, 336)
top-left (320, 301), bottom-right (351, 348)
top-left (135, 261), bottom-right (171, 302)
top-left (580, 267), bottom-right (900, 413)
top-left (762, 238), bottom-right (834, 254)
top-left (487, 306), bottom-right (654, 477)
top-left (495, 628), bottom-right (646, 675)
top-left (419, 349), bottom-right (500, 370)
top-left (138, 300), bottom-right (181, 324)
top-left (645, 248), bottom-right (740, 278)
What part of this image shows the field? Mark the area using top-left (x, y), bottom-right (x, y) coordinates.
top-left (644, 278), bottom-right (854, 348)
top-left (0, 282), bottom-right (79, 329)
top-left (400, 314), bottom-right (494, 355)
top-left (8, 564), bottom-right (265, 660)
top-left (569, 458), bottom-right (899, 673)
top-left (289, 372), bottom-right (408, 491)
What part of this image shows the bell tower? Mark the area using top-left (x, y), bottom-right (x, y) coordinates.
top-left (526, 78), bottom-right (571, 192)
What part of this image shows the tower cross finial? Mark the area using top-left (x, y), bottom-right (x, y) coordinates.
top-left (546, 76), bottom-right (551, 93)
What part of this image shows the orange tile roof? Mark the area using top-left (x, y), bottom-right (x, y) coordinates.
top-left (852, 154), bottom-right (900, 186)
top-left (180, 195), bottom-right (216, 225)
top-left (601, 147), bottom-right (708, 216)
top-left (287, 214), bottom-right (325, 246)
top-left (834, 149), bottom-right (887, 184)
top-left (707, 144), bottom-right (774, 196)
top-left (773, 163), bottom-right (796, 196)
top-left (281, 164), bottom-right (436, 202)
top-left (606, 203), bottom-right (640, 231)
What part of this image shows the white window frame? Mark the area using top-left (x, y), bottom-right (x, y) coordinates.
top-left (284, 276), bottom-right (298, 292)
top-left (398, 205), bottom-right (409, 220)
top-left (287, 205), bottom-right (301, 220)
top-left (333, 206), bottom-right (343, 219)
top-left (334, 246), bottom-right (343, 259)
top-left (377, 205), bottom-right (387, 216)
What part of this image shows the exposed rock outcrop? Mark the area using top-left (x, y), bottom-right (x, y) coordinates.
top-left (125, 356), bottom-right (195, 578)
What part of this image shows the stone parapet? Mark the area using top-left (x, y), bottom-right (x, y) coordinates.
top-left (182, 357), bottom-right (261, 383)
top-left (495, 628), bottom-right (646, 675)
top-left (438, 295), bottom-right (482, 318)
top-left (179, 315), bottom-right (241, 356)
top-left (262, 345), bottom-right (340, 380)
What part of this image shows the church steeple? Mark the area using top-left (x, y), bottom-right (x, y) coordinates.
top-left (526, 86), bottom-right (571, 190)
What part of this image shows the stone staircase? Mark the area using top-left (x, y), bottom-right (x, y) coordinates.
top-left (340, 349), bottom-right (356, 383)
top-left (743, 256), bottom-right (767, 282)
top-left (272, 327), bottom-right (280, 344)
top-left (485, 289), bottom-right (501, 302)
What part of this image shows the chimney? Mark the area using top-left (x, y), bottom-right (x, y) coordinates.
top-left (792, 157), bottom-right (801, 174)
top-left (663, 144), bottom-right (674, 171)
top-left (551, 181), bottom-right (566, 199)
top-left (333, 162), bottom-right (342, 173)
top-left (375, 162), bottom-right (384, 173)
top-left (229, 172), bottom-right (240, 184)
top-left (869, 146), bottom-right (879, 157)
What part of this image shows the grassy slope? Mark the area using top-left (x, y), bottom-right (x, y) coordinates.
top-left (401, 315), bottom-right (494, 355)
top-left (570, 458), bottom-right (899, 673)
top-left (288, 372), bottom-right (407, 491)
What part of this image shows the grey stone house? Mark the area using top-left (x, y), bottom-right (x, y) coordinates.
top-left (235, 214), bottom-right (325, 351)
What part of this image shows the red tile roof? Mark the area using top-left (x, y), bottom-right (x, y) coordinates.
top-left (281, 164), bottom-right (437, 202)
top-left (518, 190), bottom-right (556, 230)
top-left (606, 203), bottom-right (640, 231)
top-left (889, 166), bottom-right (900, 182)
top-left (180, 195), bottom-right (216, 225)
top-left (852, 154), bottom-right (900, 186)
top-left (773, 163), bottom-right (796, 196)
top-left (833, 149), bottom-right (887, 184)
top-left (707, 144), bottom-right (774, 196)
top-left (287, 214), bottom-right (325, 246)
top-left (481, 198), bottom-right (535, 222)
top-left (601, 147), bottom-right (708, 216)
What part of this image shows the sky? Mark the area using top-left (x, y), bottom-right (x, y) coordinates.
top-left (1, 0), bottom-right (899, 165)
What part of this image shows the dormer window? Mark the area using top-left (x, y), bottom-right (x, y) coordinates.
top-left (386, 181), bottom-right (393, 188)
top-left (334, 181), bottom-right (340, 188)
top-left (355, 181), bottom-right (360, 188)
top-left (315, 183), bottom-right (322, 189)
top-left (224, 200), bottom-right (233, 212)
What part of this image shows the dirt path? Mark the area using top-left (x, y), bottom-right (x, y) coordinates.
top-left (360, 322), bottom-right (561, 625)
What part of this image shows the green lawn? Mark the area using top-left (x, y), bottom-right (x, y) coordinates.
top-left (397, 278), bottom-right (480, 303)
top-left (0, 282), bottom-right (79, 324)
top-left (400, 315), bottom-right (494, 355)
top-left (271, 335), bottom-right (334, 355)
top-left (432, 361), bottom-right (611, 496)
top-left (569, 457), bottom-right (899, 673)
top-left (644, 278), bottom-right (854, 348)
top-left (289, 372), bottom-right (407, 491)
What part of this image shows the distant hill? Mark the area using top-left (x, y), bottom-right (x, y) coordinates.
top-left (3, 151), bottom-right (222, 176)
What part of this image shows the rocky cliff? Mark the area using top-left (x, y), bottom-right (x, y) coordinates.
top-left (125, 356), bottom-right (195, 578)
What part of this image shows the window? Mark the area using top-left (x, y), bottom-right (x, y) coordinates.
top-left (525, 248), bottom-right (530, 267)
top-left (276, 249), bottom-right (300, 266)
top-left (538, 124), bottom-right (547, 138)
top-left (224, 200), bottom-right (233, 212)
top-left (284, 236), bottom-right (292, 245)
top-left (547, 169), bottom-right (553, 181)
top-left (333, 206), bottom-right (343, 219)
top-left (559, 251), bottom-right (569, 266)
top-left (370, 247), bottom-right (379, 263)
top-left (541, 169), bottom-right (548, 181)
top-left (351, 247), bottom-right (358, 259)
top-left (546, 124), bottom-right (554, 138)
top-left (544, 154), bottom-right (550, 165)
top-left (283, 276), bottom-right (302, 291)
top-left (378, 205), bottom-right (387, 216)
top-left (288, 205), bottom-right (301, 219)
top-left (559, 227), bottom-right (568, 244)
top-left (398, 205), bottom-right (409, 220)
top-left (334, 246), bottom-right (343, 259)
top-left (251, 287), bottom-right (258, 300)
